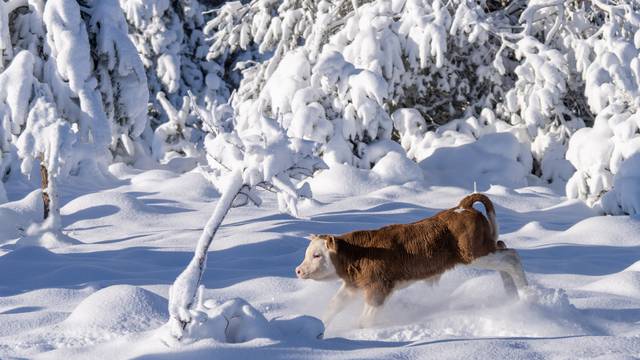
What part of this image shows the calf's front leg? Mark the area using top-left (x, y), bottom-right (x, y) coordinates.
top-left (323, 282), bottom-right (356, 327)
top-left (359, 303), bottom-right (381, 328)
top-left (359, 285), bottom-right (390, 328)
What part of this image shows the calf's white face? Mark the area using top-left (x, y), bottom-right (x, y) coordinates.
top-left (295, 235), bottom-right (337, 280)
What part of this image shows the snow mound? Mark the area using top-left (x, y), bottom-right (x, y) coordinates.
top-left (129, 169), bottom-right (218, 202)
top-left (187, 298), bottom-right (275, 343)
top-left (308, 151), bottom-right (423, 196)
top-left (623, 260), bottom-right (640, 272)
top-left (16, 230), bottom-right (80, 249)
top-left (65, 285), bottom-right (168, 334)
top-left (181, 298), bottom-right (324, 344)
top-left (371, 152), bottom-right (424, 185)
top-left (0, 189), bottom-right (42, 244)
top-left (62, 191), bottom-right (143, 220)
top-left (271, 315), bottom-right (325, 340)
top-left (581, 271), bottom-right (640, 298)
top-left (419, 132), bottom-right (530, 191)
top-left (552, 215), bottom-right (640, 246)
top-left (306, 163), bottom-right (381, 196)
top-left (14, 215), bottom-right (82, 249)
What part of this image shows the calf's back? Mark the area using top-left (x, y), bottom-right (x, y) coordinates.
top-left (328, 205), bottom-right (496, 289)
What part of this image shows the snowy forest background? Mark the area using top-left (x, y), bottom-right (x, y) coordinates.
top-left (1, 0), bottom-right (639, 220)
top-left (2, 0), bottom-right (640, 357)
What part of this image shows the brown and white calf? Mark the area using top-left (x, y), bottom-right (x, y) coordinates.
top-left (295, 193), bottom-right (528, 328)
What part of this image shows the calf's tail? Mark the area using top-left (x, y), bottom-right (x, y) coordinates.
top-left (459, 193), bottom-right (498, 243)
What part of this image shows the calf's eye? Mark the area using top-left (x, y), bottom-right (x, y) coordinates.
top-left (313, 254), bottom-right (321, 258)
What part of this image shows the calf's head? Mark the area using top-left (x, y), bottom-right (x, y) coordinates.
top-left (296, 234), bottom-right (338, 280)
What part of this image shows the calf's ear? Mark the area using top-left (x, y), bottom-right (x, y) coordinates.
top-left (324, 236), bottom-right (339, 252)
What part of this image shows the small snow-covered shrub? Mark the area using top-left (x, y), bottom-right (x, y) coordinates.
top-left (168, 107), bottom-right (326, 339)
top-left (16, 95), bottom-right (75, 229)
top-left (239, 48), bottom-right (393, 168)
top-left (152, 92), bottom-right (200, 171)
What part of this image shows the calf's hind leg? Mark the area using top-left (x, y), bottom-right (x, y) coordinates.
top-left (469, 249), bottom-right (528, 297)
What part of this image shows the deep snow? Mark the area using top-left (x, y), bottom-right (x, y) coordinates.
top-left (1, 164), bottom-right (640, 359)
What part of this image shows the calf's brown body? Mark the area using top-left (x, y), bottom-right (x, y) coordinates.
top-left (325, 193), bottom-right (499, 306)
top-left (297, 193), bottom-right (529, 328)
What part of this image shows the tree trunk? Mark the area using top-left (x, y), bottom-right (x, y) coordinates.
top-left (167, 169), bottom-right (244, 339)
top-left (40, 162), bottom-right (50, 220)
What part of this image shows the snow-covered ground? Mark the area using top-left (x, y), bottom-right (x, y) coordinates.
top-left (1, 165), bottom-right (640, 359)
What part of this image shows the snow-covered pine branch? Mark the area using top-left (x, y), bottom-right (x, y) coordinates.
top-left (0, 47), bottom-right (35, 204)
top-left (87, 0), bottom-right (150, 164)
top-left (43, 0), bottom-right (111, 155)
top-left (168, 110), bottom-right (326, 339)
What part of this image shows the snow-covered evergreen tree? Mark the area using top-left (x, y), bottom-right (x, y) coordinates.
top-left (498, 35), bottom-right (584, 187)
top-left (43, 0), bottom-right (150, 164)
top-left (119, 0), bottom-right (229, 166)
top-left (563, 1), bottom-right (640, 215)
top-left (0, 0), bottom-right (152, 225)
top-left (203, 0), bottom-right (636, 199)
top-left (0, 0), bottom-right (39, 204)
top-left (204, 0), bottom-right (515, 169)
top-left (1, 0), bottom-right (151, 164)
top-left (43, 0), bottom-right (112, 161)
